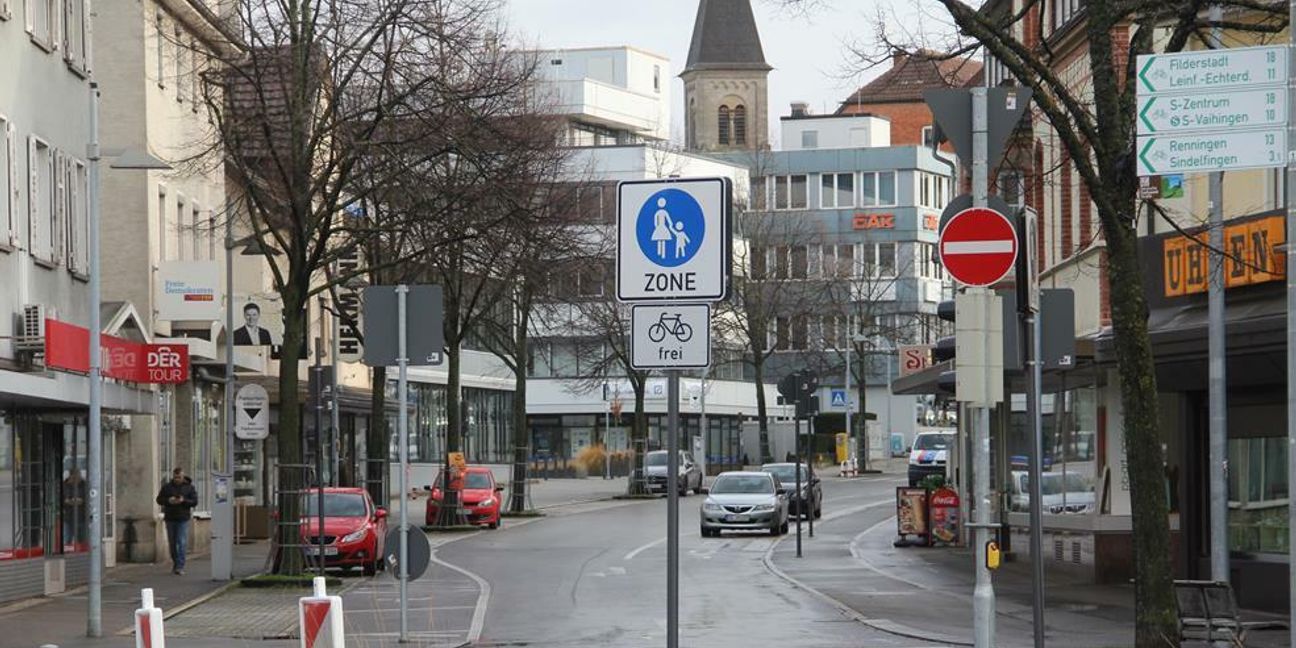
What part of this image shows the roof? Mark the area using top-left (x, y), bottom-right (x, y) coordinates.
top-left (683, 0), bottom-right (772, 73)
top-left (837, 51), bottom-right (983, 108)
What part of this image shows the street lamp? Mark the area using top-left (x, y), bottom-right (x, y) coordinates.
top-left (213, 231), bottom-right (279, 582)
top-left (87, 81), bottom-right (171, 638)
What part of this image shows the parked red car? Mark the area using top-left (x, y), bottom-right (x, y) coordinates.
top-left (300, 487), bottom-right (388, 575)
top-left (425, 467), bottom-right (503, 529)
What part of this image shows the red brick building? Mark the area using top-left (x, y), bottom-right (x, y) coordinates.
top-left (836, 52), bottom-right (983, 147)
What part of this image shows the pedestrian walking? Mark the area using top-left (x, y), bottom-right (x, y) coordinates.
top-left (155, 467), bottom-right (198, 574)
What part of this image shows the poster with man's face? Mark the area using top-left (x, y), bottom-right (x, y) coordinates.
top-left (232, 297), bottom-right (282, 347)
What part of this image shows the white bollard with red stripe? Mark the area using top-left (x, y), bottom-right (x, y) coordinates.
top-left (299, 576), bottom-right (345, 648)
top-left (134, 588), bottom-right (165, 648)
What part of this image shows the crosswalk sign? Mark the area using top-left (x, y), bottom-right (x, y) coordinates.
top-left (830, 389), bottom-right (848, 408)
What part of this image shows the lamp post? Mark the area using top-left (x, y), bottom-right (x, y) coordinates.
top-left (214, 232), bottom-right (279, 582)
top-left (86, 81), bottom-right (171, 637)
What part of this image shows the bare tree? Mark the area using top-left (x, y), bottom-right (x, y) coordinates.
top-left (816, 250), bottom-right (915, 471)
top-left (719, 159), bottom-right (834, 462)
top-left (202, 0), bottom-right (539, 572)
top-left (780, 0), bottom-right (1288, 640)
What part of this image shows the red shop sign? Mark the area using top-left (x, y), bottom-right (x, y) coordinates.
top-left (44, 319), bottom-right (190, 384)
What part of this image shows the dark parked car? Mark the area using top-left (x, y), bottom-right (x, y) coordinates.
top-left (760, 462), bottom-right (821, 519)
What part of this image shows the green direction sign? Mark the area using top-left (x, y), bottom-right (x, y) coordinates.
top-left (1138, 87), bottom-right (1286, 135)
top-left (1137, 129), bottom-right (1287, 176)
top-left (1137, 45), bottom-right (1286, 94)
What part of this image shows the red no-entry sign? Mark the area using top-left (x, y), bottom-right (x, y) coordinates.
top-left (939, 207), bottom-right (1018, 287)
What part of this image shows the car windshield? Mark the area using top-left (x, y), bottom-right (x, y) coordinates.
top-left (303, 493), bottom-right (367, 517)
top-left (710, 475), bottom-right (774, 494)
top-left (645, 452), bottom-right (668, 466)
top-left (914, 434), bottom-right (954, 451)
top-left (465, 472), bottom-right (493, 489)
top-left (762, 465), bottom-right (807, 483)
top-left (1023, 474), bottom-right (1067, 496)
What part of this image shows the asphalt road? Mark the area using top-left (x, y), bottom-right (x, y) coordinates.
top-left (434, 473), bottom-right (934, 648)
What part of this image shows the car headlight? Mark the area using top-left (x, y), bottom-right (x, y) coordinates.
top-left (341, 528), bottom-right (368, 544)
top-left (752, 504), bottom-right (775, 512)
top-left (479, 498), bottom-right (496, 508)
top-left (703, 501), bottom-right (723, 512)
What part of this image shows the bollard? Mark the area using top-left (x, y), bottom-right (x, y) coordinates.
top-left (299, 576), bottom-right (345, 648)
top-left (134, 588), bottom-right (165, 648)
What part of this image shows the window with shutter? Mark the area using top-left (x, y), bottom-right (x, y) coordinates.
top-left (6, 122), bottom-right (17, 248)
top-left (29, 135), bottom-right (55, 263)
top-left (53, 151), bottom-right (65, 264)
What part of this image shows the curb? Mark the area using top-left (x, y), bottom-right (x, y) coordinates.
top-left (760, 499), bottom-right (973, 648)
top-left (111, 574), bottom-right (251, 636)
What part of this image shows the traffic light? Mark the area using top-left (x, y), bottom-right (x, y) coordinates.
top-left (777, 370), bottom-right (819, 419)
top-left (934, 300), bottom-right (956, 392)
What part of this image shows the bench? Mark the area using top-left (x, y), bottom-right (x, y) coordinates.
top-left (1174, 579), bottom-right (1288, 645)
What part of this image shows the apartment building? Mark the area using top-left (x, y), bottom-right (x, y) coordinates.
top-left (0, 0), bottom-right (164, 602)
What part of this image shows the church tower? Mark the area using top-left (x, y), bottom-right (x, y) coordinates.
top-left (680, 0), bottom-right (772, 151)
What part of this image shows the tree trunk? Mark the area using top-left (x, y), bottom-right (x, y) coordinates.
top-left (1105, 220), bottom-right (1179, 646)
top-left (435, 341), bottom-right (466, 526)
top-left (367, 365), bottom-right (388, 511)
top-left (273, 289), bottom-right (307, 575)
top-left (753, 358), bottom-right (772, 463)
top-left (628, 382), bottom-right (648, 495)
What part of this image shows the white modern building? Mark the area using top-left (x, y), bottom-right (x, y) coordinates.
top-left (524, 46), bottom-right (787, 473)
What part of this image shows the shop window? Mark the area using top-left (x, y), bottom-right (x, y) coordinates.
top-left (0, 415), bottom-right (13, 557)
top-left (1228, 436), bottom-right (1289, 553)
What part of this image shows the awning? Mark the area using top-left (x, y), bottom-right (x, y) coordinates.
top-left (0, 369), bottom-right (155, 414)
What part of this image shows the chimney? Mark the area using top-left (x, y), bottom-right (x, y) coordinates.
top-left (892, 49), bottom-right (909, 67)
top-left (790, 101), bottom-right (810, 118)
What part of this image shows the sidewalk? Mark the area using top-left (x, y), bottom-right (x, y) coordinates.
top-left (768, 491), bottom-right (1291, 648)
top-left (1, 539), bottom-right (269, 648)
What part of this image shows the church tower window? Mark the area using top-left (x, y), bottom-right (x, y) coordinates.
top-left (733, 105), bottom-right (747, 146)
top-left (718, 106), bottom-right (731, 145)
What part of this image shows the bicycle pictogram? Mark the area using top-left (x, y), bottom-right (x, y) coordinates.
top-left (647, 312), bottom-right (693, 343)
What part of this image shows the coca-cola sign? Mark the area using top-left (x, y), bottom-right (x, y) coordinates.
top-left (44, 319), bottom-right (190, 384)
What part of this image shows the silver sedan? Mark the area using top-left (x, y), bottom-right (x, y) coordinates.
top-left (699, 471), bottom-right (789, 537)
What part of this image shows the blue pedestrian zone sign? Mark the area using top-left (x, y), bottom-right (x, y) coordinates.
top-left (635, 189), bottom-right (705, 267)
top-left (831, 389), bottom-right (848, 408)
top-left (617, 178), bottom-right (731, 302)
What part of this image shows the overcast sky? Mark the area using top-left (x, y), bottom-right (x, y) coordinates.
top-left (503, 0), bottom-right (887, 148)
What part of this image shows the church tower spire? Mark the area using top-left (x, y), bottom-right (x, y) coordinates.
top-left (680, 0), bottom-right (771, 151)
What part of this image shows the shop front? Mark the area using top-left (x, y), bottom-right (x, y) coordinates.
top-left (1132, 210), bottom-right (1289, 611)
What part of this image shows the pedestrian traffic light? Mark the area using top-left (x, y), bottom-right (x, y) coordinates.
top-left (778, 370), bottom-right (819, 419)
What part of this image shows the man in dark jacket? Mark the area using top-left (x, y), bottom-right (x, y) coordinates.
top-left (155, 468), bottom-right (198, 574)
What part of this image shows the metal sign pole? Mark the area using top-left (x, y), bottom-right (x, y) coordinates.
top-left (314, 347), bottom-right (325, 578)
top-left (666, 371), bottom-right (680, 648)
top-left (807, 416), bottom-right (814, 538)
top-left (1286, 2), bottom-right (1296, 642)
top-left (1207, 4), bottom-right (1231, 589)
top-left (970, 85), bottom-right (997, 648)
top-left (397, 285), bottom-right (410, 643)
top-left (795, 414), bottom-right (802, 557)
top-left (1025, 301), bottom-right (1045, 648)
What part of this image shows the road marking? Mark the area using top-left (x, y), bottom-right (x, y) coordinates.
top-left (624, 536), bottom-right (666, 561)
top-left (430, 548), bottom-right (491, 644)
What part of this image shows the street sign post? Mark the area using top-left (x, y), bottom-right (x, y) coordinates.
top-left (615, 177), bottom-right (730, 648)
top-left (630, 304), bottom-right (711, 369)
top-left (616, 178), bottom-right (731, 302)
top-left (939, 207), bottom-right (1019, 287)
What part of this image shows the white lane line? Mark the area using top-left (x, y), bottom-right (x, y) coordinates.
top-left (429, 548), bottom-right (491, 644)
top-left (624, 536), bottom-right (666, 561)
top-left (943, 240), bottom-right (1013, 255)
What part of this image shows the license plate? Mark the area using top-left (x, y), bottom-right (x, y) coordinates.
top-left (725, 514), bottom-right (750, 522)
top-left (322, 547), bottom-right (339, 556)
